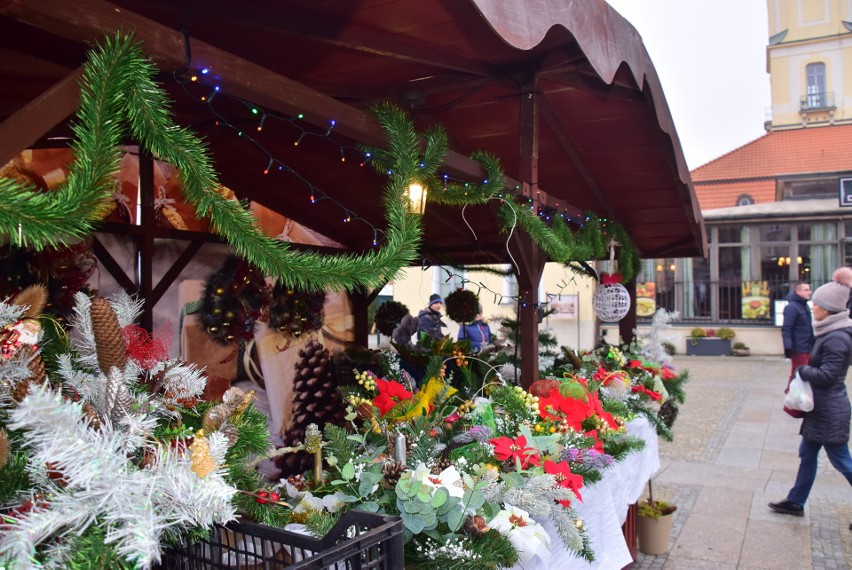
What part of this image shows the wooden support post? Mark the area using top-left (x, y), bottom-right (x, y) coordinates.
top-left (508, 232), bottom-right (546, 390)
top-left (348, 288), bottom-right (382, 348)
top-left (138, 150), bottom-right (155, 332)
top-left (619, 276), bottom-right (637, 346)
top-left (514, 73), bottom-right (543, 390)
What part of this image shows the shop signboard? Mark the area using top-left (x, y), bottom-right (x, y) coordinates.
top-left (742, 280), bottom-right (770, 320)
top-left (636, 282), bottom-right (656, 317)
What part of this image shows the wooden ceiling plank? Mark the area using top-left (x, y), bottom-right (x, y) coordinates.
top-left (0, 66), bottom-right (81, 167)
top-left (185, 1), bottom-right (498, 78)
top-left (539, 94), bottom-right (617, 220)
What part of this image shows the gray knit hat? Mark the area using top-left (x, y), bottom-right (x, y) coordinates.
top-left (812, 280), bottom-right (850, 313)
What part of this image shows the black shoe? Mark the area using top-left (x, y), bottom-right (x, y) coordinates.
top-left (769, 500), bottom-right (804, 516)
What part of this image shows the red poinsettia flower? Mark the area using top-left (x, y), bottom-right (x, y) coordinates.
top-left (489, 435), bottom-right (541, 469)
top-left (544, 459), bottom-right (584, 506)
top-left (372, 378), bottom-right (414, 417)
top-left (586, 390), bottom-right (620, 430)
top-left (631, 384), bottom-right (663, 401)
top-left (592, 366), bottom-right (609, 382)
top-left (628, 359), bottom-right (644, 369)
top-left (538, 389), bottom-right (593, 431)
top-left (660, 366), bottom-right (677, 380)
top-left (584, 429), bottom-right (604, 452)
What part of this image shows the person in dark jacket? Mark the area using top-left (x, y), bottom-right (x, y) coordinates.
top-left (417, 294), bottom-right (447, 340)
top-left (769, 275), bottom-right (852, 516)
top-left (781, 281), bottom-right (814, 380)
top-left (458, 309), bottom-right (492, 353)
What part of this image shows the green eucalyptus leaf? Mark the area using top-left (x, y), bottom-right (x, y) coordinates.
top-left (431, 487), bottom-right (449, 508)
top-left (446, 508), bottom-right (464, 532)
top-left (341, 462), bottom-right (355, 481)
top-left (402, 512), bottom-right (426, 534)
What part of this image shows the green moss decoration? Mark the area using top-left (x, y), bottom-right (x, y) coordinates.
top-left (444, 289), bottom-right (480, 324)
top-left (374, 300), bottom-right (409, 336)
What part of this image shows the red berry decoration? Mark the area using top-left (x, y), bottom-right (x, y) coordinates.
top-left (256, 490), bottom-right (269, 504)
top-left (270, 492), bottom-right (280, 503)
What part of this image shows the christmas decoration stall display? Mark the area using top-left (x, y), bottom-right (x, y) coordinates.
top-left (256, 338), bottom-right (685, 569)
top-left (0, 291), bottom-right (289, 568)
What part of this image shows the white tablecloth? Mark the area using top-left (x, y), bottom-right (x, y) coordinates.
top-left (517, 417), bottom-right (660, 570)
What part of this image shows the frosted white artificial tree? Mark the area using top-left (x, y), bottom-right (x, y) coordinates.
top-left (637, 309), bottom-right (678, 366)
top-left (0, 384), bottom-right (235, 569)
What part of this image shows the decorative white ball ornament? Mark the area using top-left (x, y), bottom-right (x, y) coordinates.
top-left (593, 282), bottom-right (631, 322)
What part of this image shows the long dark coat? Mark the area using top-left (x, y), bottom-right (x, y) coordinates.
top-left (798, 328), bottom-right (852, 444)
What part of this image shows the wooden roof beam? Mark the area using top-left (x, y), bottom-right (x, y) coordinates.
top-left (539, 95), bottom-right (617, 220)
top-left (0, 66), bottom-right (81, 167)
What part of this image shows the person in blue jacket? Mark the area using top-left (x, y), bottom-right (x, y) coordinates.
top-left (770, 275), bottom-right (852, 517)
top-left (417, 294), bottom-right (447, 340)
top-left (458, 307), bottom-right (492, 353)
top-left (782, 281), bottom-right (814, 380)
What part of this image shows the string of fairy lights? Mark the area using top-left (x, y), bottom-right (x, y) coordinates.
top-left (170, 64), bottom-right (605, 307)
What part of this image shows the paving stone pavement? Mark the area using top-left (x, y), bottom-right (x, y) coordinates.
top-left (630, 355), bottom-right (852, 570)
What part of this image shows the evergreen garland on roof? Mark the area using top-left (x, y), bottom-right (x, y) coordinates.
top-left (0, 31), bottom-right (642, 288)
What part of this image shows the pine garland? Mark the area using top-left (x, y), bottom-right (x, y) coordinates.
top-left (0, 34), bottom-right (423, 292)
top-left (1, 31), bottom-right (644, 289)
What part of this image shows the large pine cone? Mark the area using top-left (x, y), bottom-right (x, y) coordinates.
top-left (11, 346), bottom-right (47, 402)
top-left (277, 340), bottom-right (346, 477)
top-left (380, 462), bottom-right (406, 489)
top-left (90, 298), bottom-right (126, 374)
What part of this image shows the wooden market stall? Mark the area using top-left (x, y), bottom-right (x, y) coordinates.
top-left (0, 0), bottom-right (704, 389)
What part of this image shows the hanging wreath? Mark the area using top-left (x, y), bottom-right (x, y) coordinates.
top-left (267, 282), bottom-right (326, 339)
top-left (374, 300), bottom-right (409, 336)
top-left (199, 256), bottom-right (269, 345)
top-left (444, 289), bottom-right (480, 324)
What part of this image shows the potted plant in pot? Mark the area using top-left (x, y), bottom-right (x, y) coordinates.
top-left (732, 341), bottom-right (750, 356)
top-left (637, 480), bottom-right (677, 555)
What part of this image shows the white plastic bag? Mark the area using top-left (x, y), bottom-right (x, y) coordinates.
top-left (784, 371), bottom-right (814, 412)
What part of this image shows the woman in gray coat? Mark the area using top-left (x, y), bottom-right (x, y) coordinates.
top-left (769, 275), bottom-right (852, 516)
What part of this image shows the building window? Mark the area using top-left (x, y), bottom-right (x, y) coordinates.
top-left (434, 266), bottom-right (464, 300)
top-left (502, 265), bottom-right (518, 304)
top-left (735, 194), bottom-right (754, 206)
top-left (805, 62), bottom-right (827, 109)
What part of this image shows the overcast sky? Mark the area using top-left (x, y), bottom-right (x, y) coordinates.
top-left (605, 0), bottom-right (772, 170)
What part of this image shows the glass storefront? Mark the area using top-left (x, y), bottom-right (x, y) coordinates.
top-left (637, 219), bottom-right (845, 324)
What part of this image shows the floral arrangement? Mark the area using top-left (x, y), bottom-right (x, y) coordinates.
top-left (0, 290), bottom-right (287, 568)
top-left (264, 340), bottom-right (687, 569)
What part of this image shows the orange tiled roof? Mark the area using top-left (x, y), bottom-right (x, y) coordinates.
top-left (690, 124), bottom-right (852, 210)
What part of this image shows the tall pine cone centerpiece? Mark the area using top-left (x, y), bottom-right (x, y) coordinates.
top-left (277, 340), bottom-right (345, 477)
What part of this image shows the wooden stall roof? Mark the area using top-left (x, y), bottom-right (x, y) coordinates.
top-left (0, 0), bottom-right (706, 264)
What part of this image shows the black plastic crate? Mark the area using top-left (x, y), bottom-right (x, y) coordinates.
top-left (158, 510), bottom-right (404, 570)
